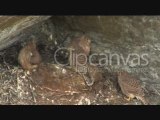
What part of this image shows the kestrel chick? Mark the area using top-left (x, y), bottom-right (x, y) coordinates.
top-left (68, 35), bottom-right (91, 56)
top-left (67, 35), bottom-right (94, 86)
top-left (117, 71), bottom-right (148, 105)
top-left (18, 40), bottom-right (42, 71)
top-left (68, 35), bottom-right (91, 66)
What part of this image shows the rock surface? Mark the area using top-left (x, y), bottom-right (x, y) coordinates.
top-left (0, 16), bottom-right (50, 50)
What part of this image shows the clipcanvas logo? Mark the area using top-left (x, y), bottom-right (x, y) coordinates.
top-left (54, 47), bottom-right (149, 73)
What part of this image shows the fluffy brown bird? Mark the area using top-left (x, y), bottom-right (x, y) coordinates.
top-left (81, 65), bottom-right (103, 86)
top-left (68, 35), bottom-right (91, 66)
top-left (117, 71), bottom-right (148, 105)
top-left (67, 35), bottom-right (99, 86)
top-left (68, 35), bottom-right (91, 55)
top-left (18, 40), bottom-right (42, 71)
top-left (31, 63), bottom-right (88, 94)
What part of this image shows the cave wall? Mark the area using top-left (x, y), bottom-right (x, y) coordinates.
top-left (0, 16), bottom-right (50, 50)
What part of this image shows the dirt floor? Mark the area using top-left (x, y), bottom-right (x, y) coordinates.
top-left (0, 34), bottom-right (146, 105)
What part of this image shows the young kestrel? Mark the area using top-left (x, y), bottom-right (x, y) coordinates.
top-left (117, 71), bottom-right (148, 105)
